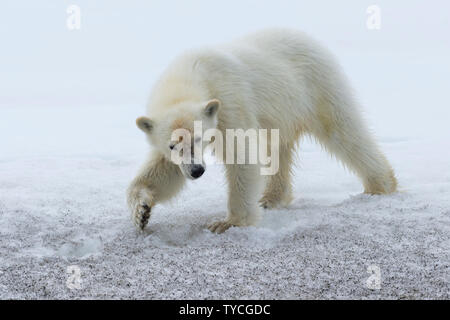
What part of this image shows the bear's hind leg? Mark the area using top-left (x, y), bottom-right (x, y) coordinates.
top-left (312, 100), bottom-right (397, 194)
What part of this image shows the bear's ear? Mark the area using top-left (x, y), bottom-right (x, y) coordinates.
top-left (136, 116), bottom-right (154, 133)
top-left (204, 99), bottom-right (220, 117)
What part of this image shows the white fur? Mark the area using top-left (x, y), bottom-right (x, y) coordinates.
top-left (127, 28), bottom-right (397, 233)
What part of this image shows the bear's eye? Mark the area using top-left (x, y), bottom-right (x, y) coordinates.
top-left (169, 143), bottom-right (176, 150)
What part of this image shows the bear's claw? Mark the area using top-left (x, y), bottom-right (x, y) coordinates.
top-left (259, 193), bottom-right (293, 209)
top-left (128, 185), bottom-right (154, 232)
top-left (132, 202), bottom-right (151, 231)
top-left (259, 197), bottom-right (277, 209)
top-left (208, 221), bottom-right (234, 234)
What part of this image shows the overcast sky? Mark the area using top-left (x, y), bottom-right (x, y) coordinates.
top-left (0, 1), bottom-right (448, 106)
top-left (1, 0), bottom-right (450, 142)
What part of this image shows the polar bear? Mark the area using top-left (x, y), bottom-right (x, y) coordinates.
top-left (127, 28), bottom-right (397, 233)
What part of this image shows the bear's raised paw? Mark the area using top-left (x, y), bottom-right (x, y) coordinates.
top-left (132, 202), bottom-right (151, 231)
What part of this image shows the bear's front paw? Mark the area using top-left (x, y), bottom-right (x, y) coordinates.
top-left (208, 220), bottom-right (234, 234)
top-left (127, 186), bottom-right (154, 231)
top-left (132, 201), bottom-right (152, 231)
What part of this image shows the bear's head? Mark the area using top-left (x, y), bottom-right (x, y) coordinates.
top-left (135, 99), bottom-right (220, 180)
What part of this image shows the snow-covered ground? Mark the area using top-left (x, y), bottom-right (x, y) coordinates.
top-left (1, 1), bottom-right (449, 299)
top-left (1, 104), bottom-right (449, 299)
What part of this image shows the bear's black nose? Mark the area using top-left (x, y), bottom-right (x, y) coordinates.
top-left (190, 165), bottom-right (205, 179)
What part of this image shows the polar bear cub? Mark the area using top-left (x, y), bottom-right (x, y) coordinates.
top-left (127, 29), bottom-right (397, 233)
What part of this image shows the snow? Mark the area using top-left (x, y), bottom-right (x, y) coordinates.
top-left (1, 0), bottom-right (449, 299)
top-left (1, 105), bottom-right (449, 299)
